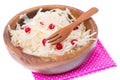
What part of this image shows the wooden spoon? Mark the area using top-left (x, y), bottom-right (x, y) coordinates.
top-left (47, 7), bottom-right (98, 45)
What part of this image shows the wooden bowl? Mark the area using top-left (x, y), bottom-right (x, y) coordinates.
top-left (3, 5), bottom-right (98, 74)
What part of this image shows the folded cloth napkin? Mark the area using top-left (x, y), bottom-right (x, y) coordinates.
top-left (32, 39), bottom-right (116, 80)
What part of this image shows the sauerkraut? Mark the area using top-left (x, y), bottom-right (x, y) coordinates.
top-left (9, 8), bottom-right (96, 57)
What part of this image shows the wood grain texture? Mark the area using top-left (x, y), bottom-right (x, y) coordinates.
top-left (3, 5), bottom-right (98, 74)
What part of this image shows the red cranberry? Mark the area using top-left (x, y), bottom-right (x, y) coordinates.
top-left (56, 43), bottom-right (63, 50)
top-left (25, 27), bottom-right (31, 33)
top-left (42, 38), bottom-right (47, 46)
top-left (71, 39), bottom-right (78, 45)
top-left (73, 26), bottom-right (78, 30)
top-left (48, 23), bottom-right (55, 29)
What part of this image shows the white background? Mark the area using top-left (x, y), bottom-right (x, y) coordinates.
top-left (0, 0), bottom-right (120, 80)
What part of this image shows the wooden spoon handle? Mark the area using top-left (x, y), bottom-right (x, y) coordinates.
top-left (77, 7), bottom-right (98, 22)
top-left (70, 7), bottom-right (98, 29)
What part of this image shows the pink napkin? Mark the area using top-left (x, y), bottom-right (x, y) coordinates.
top-left (32, 39), bottom-right (116, 80)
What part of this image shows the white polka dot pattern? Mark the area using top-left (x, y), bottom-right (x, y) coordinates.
top-left (32, 40), bottom-right (116, 80)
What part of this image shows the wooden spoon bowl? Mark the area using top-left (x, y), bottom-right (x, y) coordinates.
top-left (3, 5), bottom-right (98, 74)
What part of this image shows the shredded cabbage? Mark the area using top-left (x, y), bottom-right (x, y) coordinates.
top-left (9, 8), bottom-right (96, 57)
